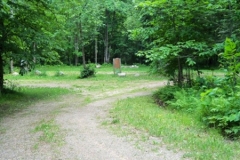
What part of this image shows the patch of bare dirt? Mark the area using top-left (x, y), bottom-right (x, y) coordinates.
top-left (0, 80), bottom-right (187, 160)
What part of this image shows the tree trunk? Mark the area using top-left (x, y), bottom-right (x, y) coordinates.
top-left (82, 46), bottom-right (86, 68)
top-left (10, 58), bottom-right (14, 73)
top-left (75, 55), bottom-right (78, 66)
top-left (104, 22), bottom-right (109, 63)
top-left (0, 11), bottom-right (5, 94)
top-left (104, 10), bottom-right (110, 63)
top-left (79, 22), bottom-right (86, 68)
top-left (74, 34), bottom-right (79, 66)
top-left (0, 53), bottom-right (3, 95)
top-left (177, 56), bottom-right (183, 87)
top-left (95, 38), bottom-right (98, 64)
top-left (32, 42), bottom-right (36, 70)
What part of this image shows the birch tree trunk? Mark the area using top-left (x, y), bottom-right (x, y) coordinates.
top-left (104, 9), bottom-right (110, 63)
top-left (10, 58), bottom-right (14, 73)
top-left (104, 22), bottom-right (109, 63)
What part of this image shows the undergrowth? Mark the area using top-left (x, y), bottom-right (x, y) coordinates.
top-left (154, 81), bottom-right (240, 139)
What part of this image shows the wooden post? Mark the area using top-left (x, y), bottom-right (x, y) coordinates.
top-left (113, 58), bottom-right (121, 74)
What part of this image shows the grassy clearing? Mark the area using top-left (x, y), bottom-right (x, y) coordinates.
top-left (3, 65), bottom-right (164, 102)
top-left (5, 64), bottom-right (158, 80)
top-left (1, 65), bottom-right (162, 119)
top-left (110, 96), bottom-right (240, 160)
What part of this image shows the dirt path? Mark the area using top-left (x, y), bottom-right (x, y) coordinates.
top-left (0, 80), bottom-right (186, 160)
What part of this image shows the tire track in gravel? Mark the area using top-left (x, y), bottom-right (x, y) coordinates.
top-left (0, 80), bottom-right (186, 160)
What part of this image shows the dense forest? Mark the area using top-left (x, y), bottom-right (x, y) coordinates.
top-left (1, 0), bottom-right (240, 90)
top-left (0, 0), bottom-right (240, 140)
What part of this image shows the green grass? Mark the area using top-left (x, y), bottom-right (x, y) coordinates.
top-left (5, 64), bottom-right (160, 81)
top-left (0, 87), bottom-right (71, 120)
top-left (33, 119), bottom-right (64, 145)
top-left (1, 65), bottom-right (162, 119)
top-left (110, 96), bottom-right (240, 160)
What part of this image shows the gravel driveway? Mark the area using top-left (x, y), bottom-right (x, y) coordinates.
top-left (0, 80), bottom-right (186, 160)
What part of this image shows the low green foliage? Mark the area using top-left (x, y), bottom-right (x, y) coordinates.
top-left (80, 64), bottom-right (96, 79)
top-left (155, 77), bottom-right (240, 139)
top-left (111, 96), bottom-right (240, 160)
top-left (200, 88), bottom-right (240, 138)
top-left (153, 85), bottom-right (180, 106)
top-left (167, 89), bottom-right (200, 113)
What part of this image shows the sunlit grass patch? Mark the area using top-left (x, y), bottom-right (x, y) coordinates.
top-left (5, 65), bottom-right (163, 81)
top-left (110, 96), bottom-right (240, 160)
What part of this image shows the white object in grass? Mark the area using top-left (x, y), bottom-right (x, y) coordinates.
top-left (12, 72), bottom-right (19, 76)
top-left (96, 64), bottom-right (101, 68)
top-left (118, 72), bottom-right (126, 77)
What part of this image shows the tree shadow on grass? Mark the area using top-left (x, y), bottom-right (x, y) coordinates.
top-left (0, 87), bottom-right (70, 120)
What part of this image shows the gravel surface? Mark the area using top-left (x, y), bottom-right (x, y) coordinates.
top-left (0, 80), bottom-right (186, 160)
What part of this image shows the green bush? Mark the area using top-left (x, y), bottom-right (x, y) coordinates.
top-left (154, 80), bottom-right (240, 139)
top-left (200, 88), bottom-right (240, 139)
top-left (80, 65), bottom-right (96, 79)
top-left (194, 76), bottom-right (230, 91)
top-left (167, 89), bottom-right (200, 113)
top-left (153, 85), bottom-right (180, 106)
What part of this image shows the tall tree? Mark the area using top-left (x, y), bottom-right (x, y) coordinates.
top-left (131, 0), bottom-right (240, 86)
top-left (0, 0), bottom-right (56, 94)
top-left (58, 0), bottom-right (104, 67)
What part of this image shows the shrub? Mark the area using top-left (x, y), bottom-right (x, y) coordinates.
top-left (80, 65), bottom-right (96, 79)
top-left (153, 85), bottom-right (180, 106)
top-left (200, 88), bottom-right (240, 139)
top-left (167, 89), bottom-right (200, 113)
top-left (154, 79), bottom-right (240, 139)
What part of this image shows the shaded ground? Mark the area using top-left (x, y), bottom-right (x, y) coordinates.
top-left (0, 78), bottom-right (186, 160)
